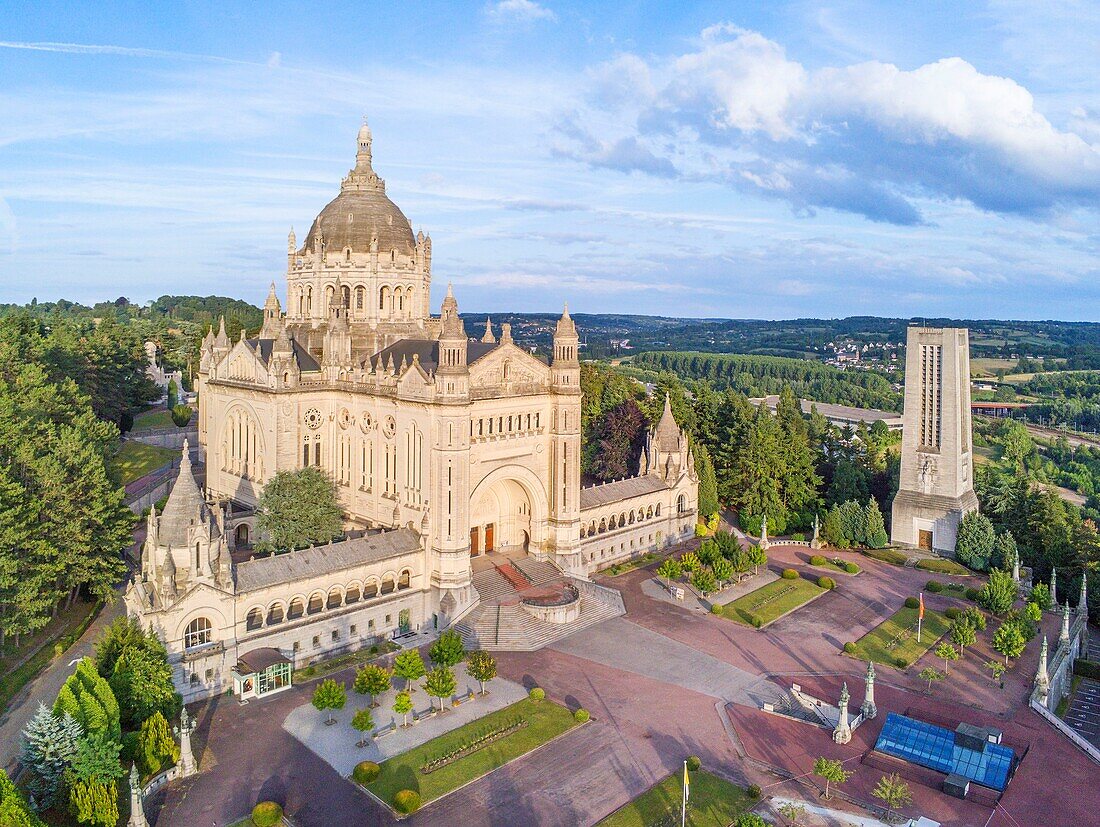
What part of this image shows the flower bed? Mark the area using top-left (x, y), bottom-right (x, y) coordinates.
top-left (420, 716), bottom-right (528, 774)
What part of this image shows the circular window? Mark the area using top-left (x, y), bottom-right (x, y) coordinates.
top-left (383, 416), bottom-right (396, 437)
top-left (338, 408), bottom-right (351, 430)
top-left (359, 412), bottom-right (374, 433)
top-left (304, 408), bottom-right (323, 430)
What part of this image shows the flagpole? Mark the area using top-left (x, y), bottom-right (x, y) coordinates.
top-left (918, 591), bottom-right (923, 643)
top-left (681, 760), bottom-right (686, 827)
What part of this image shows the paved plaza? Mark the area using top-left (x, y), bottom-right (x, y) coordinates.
top-left (155, 543), bottom-right (1098, 827)
top-left (283, 663), bottom-right (529, 776)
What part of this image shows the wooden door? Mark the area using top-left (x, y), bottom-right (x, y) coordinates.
top-left (485, 523), bottom-right (495, 553)
top-left (918, 529), bottom-right (933, 551)
top-left (469, 527), bottom-right (480, 556)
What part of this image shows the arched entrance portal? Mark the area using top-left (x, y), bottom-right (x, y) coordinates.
top-left (468, 468), bottom-right (548, 559)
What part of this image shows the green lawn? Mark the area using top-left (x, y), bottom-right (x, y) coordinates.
top-left (860, 547), bottom-right (911, 566)
top-left (915, 558), bottom-right (971, 576)
top-left (107, 441), bottom-right (177, 484)
top-left (845, 605), bottom-right (951, 669)
top-left (598, 551), bottom-right (665, 577)
top-left (809, 557), bottom-right (861, 576)
top-left (131, 409), bottom-right (175, 431)
top-left (365, 697), bottom-right (579, 808)
top-left (596, 770), bottom-right (755, 827)
top-left (291, 641), bottom-right (400, 683)
top-left (720, 576), bottom-right (826, 627)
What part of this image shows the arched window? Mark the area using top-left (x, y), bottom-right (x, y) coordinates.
top-left (306, 286), bottom-right (313, 313)
top-left (307, 593), bottom-right (324, 614)
top-left (184, 618), bottom-right (212, 649)
top-left (628, 511), bottom-right (635, 524)
top-left (619, 514), bottom-right (626, 528)
top-left (345, 584), bottom-right (361, 603)
top-left (364, 580), bottom-right (379, 599)
top-left (398, 570), bottom-right (411, 590)
top-left (598, 518), bottom-right (606, 533)
top-left (381, 574), bottom-right (395, 595)
top-left (355, 286), bottom-right (365, 311)
top-left (327, 588), bottom-right (343, 610)
top-left (341, 285), bottom-right (351, 308)
top-left (288, 598), bottom-right (304, 620)
top-left (655, 503), bottom-right (662, 516)
top-left (647, 506), bottom-right (653, 519)
top-left (246, 608), bottom-right (264, 631)
top-left (267, 603), bottom-right (284, 625)
top-left (379, 286), bottom-right (390, 310)
top-left (677, 494), bottom-right (686, 513)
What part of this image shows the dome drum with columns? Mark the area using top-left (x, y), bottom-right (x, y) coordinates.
top-left (127, 123), bottom-right (697, 702)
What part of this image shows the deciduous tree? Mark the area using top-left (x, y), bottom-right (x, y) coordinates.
top-left (428, 629), bottom-right (466, 668)
top-left (311, 679), bottom-right (346, 724)
top-left (812, 757), bottom-right (852, 799)
top-left (392, 650), bottom-right (426, 691)
top-left (353, 664), bottom-right (392, 708)
top-left (423, 666), bottom-right (457, 712)
top-left (256, 467), bottom-right (344, 553)
top-left (466, 651), bottom-right (497, 695)
top-left (393, 691), bottom-right (413, 727)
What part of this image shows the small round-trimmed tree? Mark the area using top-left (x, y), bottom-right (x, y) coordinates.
top-left (529, 687), bottom-right (545, 702)
top-left (393, 789), bottom-right (421, 814)
top-left (351, 707), bottom-right (374, 747)
top-left (251, 802), bottom-right (283, 827)
top-left (311, 679), bottom-right (346, 725)
top-left (354, 664), bottom-right (391, 708)
top-left (393, 649), bottom-right (426, 692)
top-left (423, 666), bottom-right (457, 711)
top-left (428, 629), bottom-right (466, 668)
top-left (656, 558), bottom-right (682, 589)
top-left (393, 690), bottom-right (413, 727)
top-left (353, 760), bottom-right (380, 784)
top-left (466, 650), bottom-right (497, 695)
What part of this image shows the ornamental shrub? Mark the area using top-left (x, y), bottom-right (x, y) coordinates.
top-left (904, 597), bottom-right (920, 609)
top-left (926, 581), bottom-right (944, 593)
top-left (353, 761), bottom-right (381, 784)
top-left (574, 708), bottom-right (590, 723)
top-left (810, 555), bottom-right (827, 566)
top-left (529, 687), bottom-right (545, 701)
top-left (695, 523), bottom-right (709, 538)
top-left (393, 789), bottom-right (421, 814)
top-left (710, 604), bottom-right (723, 616)
top-left (843, 561), bottom-right (860, 574)
top-left (965, 587), bottom-right (981, 602)
top-left (843, 642), bottom-right (856, 654)
top-left (791, 533), bottom-right (806, 542)
top-left (945, 607), bottom-right (962, 621)
top-left (251, 801), bottom-right (283, 827)
top-left (781, 568), bottom-right (799, 580)
top-left (747, 783), bottom-right (761, 799)
top-left (818, 576), bottom-right (835, 590)
top-left (686, 755), bottom-right (701, 771)
top-left (895, 656), bottom-right (908, 669)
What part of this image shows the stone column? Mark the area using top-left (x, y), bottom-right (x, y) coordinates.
top-left (810, 514), bottom-right (821, 550)
top-left (833, 682), bottom-right (852, 744)
top-left (1080, 574), bottom-right (1089, 616)
top-left (861, 661), bottom-right (877, 720)
top-left (127, 764), bottom-right (149, 827)
top-left (1051, 568), bottom-right (1058, 607)
top-left (177, 706), bottom-right (198, 777)
top-left (1060, 601), bottom-right (1071, 645)
top-left (1011, 551), bottom-right (1020, 585)
top-left (1035, 635), bottom-right (1050, 700)
top-left (759, 514), bottom-right (770, 550)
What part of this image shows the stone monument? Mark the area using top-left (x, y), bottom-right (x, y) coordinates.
top-left (861, 661), bottom-right (877, 720)
top-left (759, 514), bottom-right (770, 551)
top-left (891, 326), bottom-right (979, 553)
top-left (176, 706), bottom-right (198, 777)
top-left (1035, 635), bottom-right (1050, 699)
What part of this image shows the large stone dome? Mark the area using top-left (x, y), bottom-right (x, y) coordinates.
top-left (302, 189), bottom-right (415, 255)
top-left (301, 121), bottom-right (416, 255)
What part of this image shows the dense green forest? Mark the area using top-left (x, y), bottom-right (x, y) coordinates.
top-left (630, 351), bottom-right (902, 411)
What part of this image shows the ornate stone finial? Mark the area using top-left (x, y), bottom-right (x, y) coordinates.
top-left (128, 762), bottom-right (149, 827)
top-left (759, 513), bottom-right (769, 550)
top-left (833, 681), bottom-right (852, 744)
top-left (861, 660), bottom-right (877, 719)
top-left (482, 317), bottom-right (496, 344)
top-left (500, 323), bottom-right (512, 345)
top-left (1060, 600), bottom-right (1071, 643)
top-left (1035, 635), bottom-right (1050, 697)
top-left (1051, 567), bottom-right (1058, 606)
top-left (1012, 550), bottom-right (1020, 584)
top-left (177, 705), bottom-right (197, 777)
top-left (180, 439), bottom-right (191, 471)
top-left (1080, 573), bottom-right (1089, 615)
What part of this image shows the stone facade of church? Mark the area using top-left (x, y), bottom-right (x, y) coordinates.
top-left (124, 124), bottom-right (697, 702)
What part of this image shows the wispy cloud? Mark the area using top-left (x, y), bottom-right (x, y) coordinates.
top-left (484, 1), bottom-right (557, 24)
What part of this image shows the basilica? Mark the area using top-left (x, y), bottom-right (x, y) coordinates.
top-left (124, 123), bottom-right (698, 703)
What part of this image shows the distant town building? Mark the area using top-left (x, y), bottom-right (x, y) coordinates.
top-left (144, 341), bottom-right (183, 399)
top-left (752, 396), bottom-right (903, 432)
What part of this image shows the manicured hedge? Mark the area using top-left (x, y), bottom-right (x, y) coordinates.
top-left (710, 604), bottom-right (723, 616)
top-left (945, 607), bottom-right (962, 621)
top-left (810, 555), bottom-right (827, 566)
top-left (843, 642), bottom-right (856, 654)
top-left (393, 789), bottom-right (421, 814)
top-left (842, 561), bottom-right (860, 574)
top-left (817, 576), bottom-right (836, 590)
top-left (251, 802), bottom-right (283, 827)
top-left (686, 755), bottom-right (701, 771)
top-left (352, 761), bottom-right (380, 784)
top-left (574, 708), bottom-right (590, 723)
top-left (904, 597), bottom-right (920, 609)
top-left (781, 568), bottom-right (799, 580)
top-left (926, 581), bottom-right (944, 593)
top-left (529, 687), bottom-right (545, 701)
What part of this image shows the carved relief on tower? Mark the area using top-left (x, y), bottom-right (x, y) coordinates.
top-left (918, 453), bottom-right (938, 494)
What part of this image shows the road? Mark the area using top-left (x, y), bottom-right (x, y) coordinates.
top-left (0, 597), bottom-right (124, 773)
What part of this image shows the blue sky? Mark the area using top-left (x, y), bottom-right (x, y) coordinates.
top-left (1, 0), bottom-right (1098, 319)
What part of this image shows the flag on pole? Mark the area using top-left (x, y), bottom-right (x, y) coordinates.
top-left (918, 592), bottom-right (925, 642)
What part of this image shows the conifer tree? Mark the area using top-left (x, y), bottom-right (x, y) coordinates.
top-left (19, 704), bottom-right (82, 809)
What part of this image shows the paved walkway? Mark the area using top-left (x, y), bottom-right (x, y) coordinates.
top-left (0, 597), bottom-right (125, 773)
top-left (551, 617), bottom-right (785, 708)
top-left (282, 664), bottom-right (528, 776)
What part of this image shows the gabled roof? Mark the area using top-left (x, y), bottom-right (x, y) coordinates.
top-left (246, 338), bottom-right (321, 372)
top-left (580, 474), bottom-right (669, 511)
top-left (366, 338), bottom-right (500, 373)
top-left (235, 528), bottom-right (421, 592)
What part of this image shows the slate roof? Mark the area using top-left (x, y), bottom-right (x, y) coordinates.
top-left (366, 338), bottom-right (500, 373)
top-left (158, 444), bottom-right (205, 547)
top-left (235, 528), bottom-right (421, 593)
top-left (246, 338), bottom-right (321, 372)
top-left (580, 474), bottom-right (669, 511)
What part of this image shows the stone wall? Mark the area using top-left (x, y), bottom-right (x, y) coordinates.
top-left (1030, 608), bottom-right (1099, 764)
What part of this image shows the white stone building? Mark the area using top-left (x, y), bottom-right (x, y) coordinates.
top-left (124, 123), bottom-right (697, 702)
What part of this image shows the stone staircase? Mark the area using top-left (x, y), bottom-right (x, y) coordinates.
top-left (455, 557), bottom-right (626, 651)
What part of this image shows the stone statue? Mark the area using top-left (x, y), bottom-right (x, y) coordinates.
top-left (1060, 601), bottom-right (1071, 644)
top-left (759, 514), bottom-right (770, 550)
top-left (175, 706), bottom-right (198, 777)
top-left (1035, 636), bottom-right (1050, 699)
top-left (861, 661), bottom-right (877, 720)
top-left (810, 513), bottom-right (821, 549)
top-left (1051, 567), bottom-right (1058, 606)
